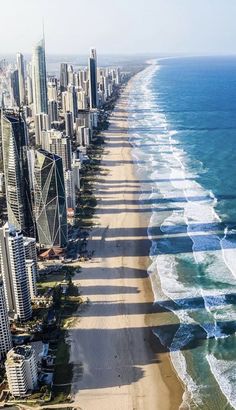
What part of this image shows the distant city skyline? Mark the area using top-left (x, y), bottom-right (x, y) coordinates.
top-left (1, 0), bottom-right (236, 55)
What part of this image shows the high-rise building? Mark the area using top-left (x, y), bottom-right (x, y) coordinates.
top-left (34, 149), bottom-right (67, 248)
top-left (16, 53), bottom-right (26, 105)
top-left (41, 129), bottom-right (72, 171)
top-left (76, 125), bottom-right (90, 146)
top-left (77, 90), bottom-right (88, 109)
top-left (65, 111), bottom-right (73, 137)
top-left (88, 48), bottom-right (98, 108)
top-left (48, 100), bottom-right (59, 127)
top-left (72, 153), bottom-right (81, 191)
top-left (1, 111), bottom-right (34, 236)
top-left (25, 260), bottom-right (37, 300)
top-left (24, 237), bottom-right (37, 270)
top-left (0, 279), bottom-right (12, 359)
top-left (64, 170), bottom-right (76, 209)
top-left (61, 91), bottom-right (67, 115)
top-left (32, 39), bottom-right (48, 115)
top-left (76, 110), bottom-right (91, 128)
top-left (60, 63), bottom-right (68, 92)
top-left (24, 237), bottom-right (38, 299)
top-left (6, 346), bottom-right (38, 397)
top-left (67, 85), bottom-right (78, 122)
top-left (10, 70), bottom-right (20, 107)
top-left (77, 69), bottom-right (87, 88)
top-left (42, 131), bottom-right (73, 211)
top-left (47, 80), bottom-right (58, 101)
top-left (34, 112), bottom-right (49, 145)
top-left (26, 63), bottom-right (33, 105)
top-left (67, 65), bottom-right (74, 85)
top-left (0, 223), bottom-right (32, 322)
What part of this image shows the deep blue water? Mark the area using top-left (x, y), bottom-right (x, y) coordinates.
top-left (128, 57), bottom-right (236, 409)
top-left (155, 57), bottom-right (236, 225)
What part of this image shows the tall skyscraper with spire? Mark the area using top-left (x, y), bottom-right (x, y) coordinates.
top-left (32, 39), bottom-right (48, 114)
top-left (88, 48), bottom-right (98, 108)
top-left (16, 53), bottom-right (26, 105)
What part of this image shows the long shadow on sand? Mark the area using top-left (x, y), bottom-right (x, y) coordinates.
top-left (90, 234), bottom-right (236, 255)
top-left (97, 177), bottom-right (197, 184)
top-left (99, 194), bottom-right (236, 206)
top-left (95, 206), bottom-right (183, 214)
top-left (70, 321), bottom-right (236, 395)
top-left (79, 266), bottom-right (148, 280)
top-left (79, 285), bottom-right (141, 296)
top-left (92, 222), bottom-right (233, 238)
top-left (77, 293), bottom-right (236, 318)
top-left (70, 326), bottom-right (160, 392)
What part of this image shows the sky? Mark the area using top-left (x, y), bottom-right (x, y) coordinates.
top-left (1, 0), bottom-right (236, 55)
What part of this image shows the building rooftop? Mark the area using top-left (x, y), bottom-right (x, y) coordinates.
top-left (37, 148), bottom-right (61, 161)
top-left (6, 345), bottom-right (33, 365)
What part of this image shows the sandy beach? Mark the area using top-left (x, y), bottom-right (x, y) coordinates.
top-left (69, 82), bottom-right (184, 410)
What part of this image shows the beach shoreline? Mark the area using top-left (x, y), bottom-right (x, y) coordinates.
top-left (69, 78), bottom-right (184, 410)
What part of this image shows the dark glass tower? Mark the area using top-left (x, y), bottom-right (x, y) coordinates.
top-left (60, 63), bottom-right (68, 92)
top-left (10, 70), bottom-right (20, 107)
top-left (34, 149), bottom-right (67, 248)
top-left (88, 48), bottom-right (98, 108)
top-left (1, 111), bottom-right (34, 237)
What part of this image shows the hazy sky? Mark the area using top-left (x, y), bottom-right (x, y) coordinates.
top-left (1, 0), bottom-right (236, 55)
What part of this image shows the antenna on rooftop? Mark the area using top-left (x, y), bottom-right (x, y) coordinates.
top-left (42, 17), bottom-right (45, 45)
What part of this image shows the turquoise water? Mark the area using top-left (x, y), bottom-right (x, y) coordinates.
top-left (128, 57), bottom-right (236, 409)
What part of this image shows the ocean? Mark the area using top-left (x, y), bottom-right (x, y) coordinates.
top-left (128, 57), bottom-right (236, 409)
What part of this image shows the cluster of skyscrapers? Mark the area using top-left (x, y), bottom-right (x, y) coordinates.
top-left (0, 38), bottom-right (121, 396)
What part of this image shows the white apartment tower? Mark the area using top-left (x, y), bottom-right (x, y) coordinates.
top-left (64, 170), bottom-right (76, 209)
top-left (0, 279), bottom-right (12, 359)
top-left (0, 223), bottom-right (32, 322)
top-left (24, 237), bottom-right (38, 299)
top-left (47, 80), bottom-right (58, 101)
top-left (6, 346), bottom-right (38, 397)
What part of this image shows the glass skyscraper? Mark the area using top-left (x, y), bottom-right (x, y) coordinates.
top-left (32, 39), bottom-right (48, 114)
top-left (88, 48), bottom-right (98, 108)
top-left (34, 149), bottom-right (67, 248)
top-left (1, 111), bottom-right (34, 237)
top-left (16, 53), bottom-right (26, 105)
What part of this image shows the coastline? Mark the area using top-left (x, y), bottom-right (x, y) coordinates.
top-left (69, 78), bottom-right (184, 409)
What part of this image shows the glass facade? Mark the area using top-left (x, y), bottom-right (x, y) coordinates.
top-left (34, 149), bottom-right (67, 248)
top-left (1, 112), bottom-right (34, 237)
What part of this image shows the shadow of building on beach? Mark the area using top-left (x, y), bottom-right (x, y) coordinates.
top-left (70, 318), bottom-right (236, 393)
top-left (80, 266), bottom-right (148, 280)
top-left (70, 325), bottom-right (160, 393)
top-left (79, 284), bottom-right (141, 296)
